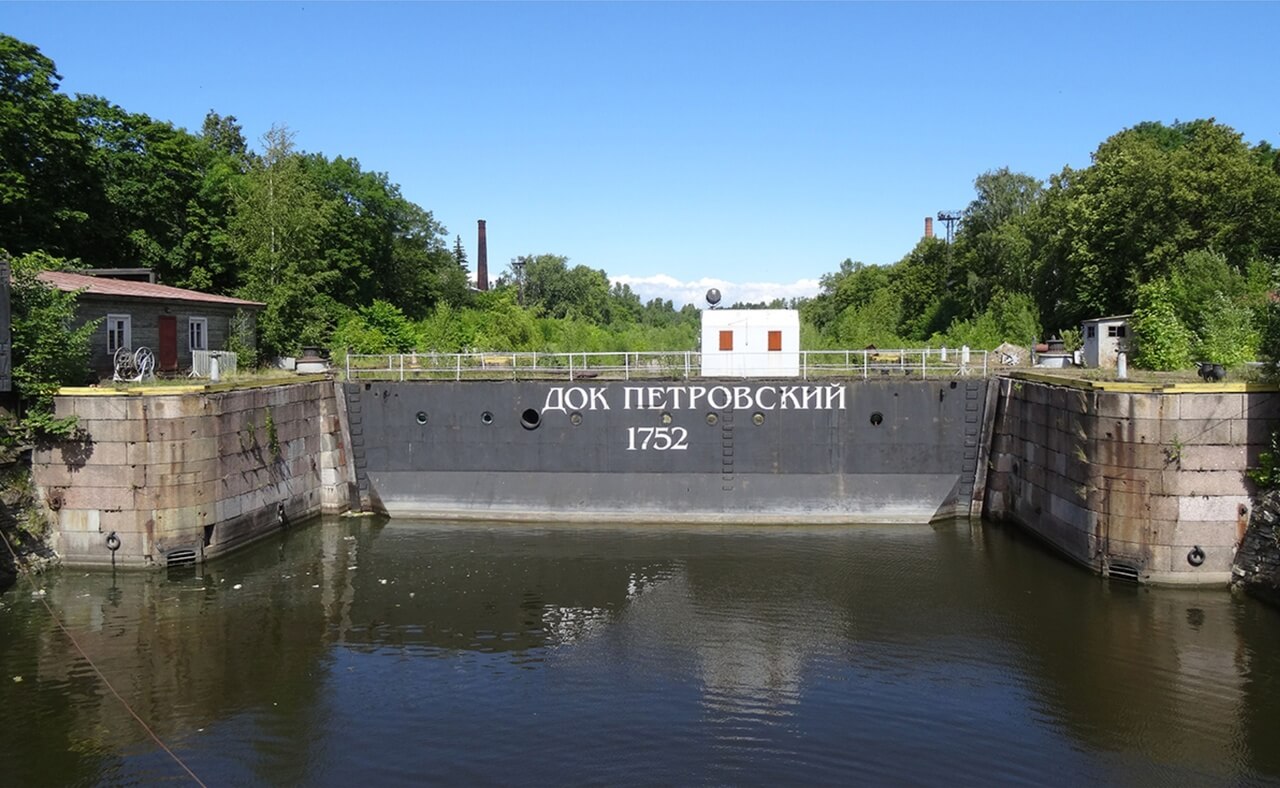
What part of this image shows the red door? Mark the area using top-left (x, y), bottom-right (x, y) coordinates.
top-left (158, 315), bottom-right (178, 372)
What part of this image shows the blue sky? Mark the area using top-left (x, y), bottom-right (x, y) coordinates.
top-left (5, 2), bottom-right (1277, 306)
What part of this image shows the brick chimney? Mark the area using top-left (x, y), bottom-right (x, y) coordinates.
top-left (924, 216), bottom-right (934, 239)
top-left (476, 219), bottom-right (489, 291)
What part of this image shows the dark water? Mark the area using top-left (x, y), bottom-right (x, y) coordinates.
top-left (3, 517), bottom-right (1280, 787)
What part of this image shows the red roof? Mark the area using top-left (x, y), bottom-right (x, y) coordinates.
top-left (37, 271), bottom-right (264, 308)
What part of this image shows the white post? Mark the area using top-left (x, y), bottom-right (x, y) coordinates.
top-left (210, 353), bottom-right (221, 383)
top-left (1117, 351), bottom-right (1128, 380)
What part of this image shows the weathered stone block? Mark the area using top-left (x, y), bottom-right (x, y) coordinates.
top-left (1230, 418), bottom-right (1275, 447)
top-left (1243, 392), bottom-right (1280, 420)
top-left (1172, 520), bottom-right (1239, 548)
top-left (57, 508), bottom-right (100, 534)
top-left (1180, 393), bottom-right (1243, 422)
top-left (82, 420), bottom-right (148, 443)
top-left (1178, 494), bottom-right (1250, 522)
top-left (1090, 442), bottom-right (1171, 471)
top-left (147, 396), bottom-right (205, 420)
top-left (57, 527), bottom-right (150, 563)
top-left (1092, 417), bottom-right (1160, 444)
top-left (1178, 444), bottom-right (1248, 473)
top-left (1164, 471), bottom-right (1250, 497)
top-left (1162, 419), bottom-right (1233, 446)
top-left (37, 462), bottom-right (144, 489)
top-left (53, 484), bottom-right (137, 511)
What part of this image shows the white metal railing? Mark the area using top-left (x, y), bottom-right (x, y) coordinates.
top-left (343, 348), bottom-right (991, 382)
top-left (190, 350), bottom-right (239, 378)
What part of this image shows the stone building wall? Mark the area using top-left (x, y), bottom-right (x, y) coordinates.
top-left (34, 378), bottom-right (355, 567)
top-left (984, 376), bottom-right (1279, 585)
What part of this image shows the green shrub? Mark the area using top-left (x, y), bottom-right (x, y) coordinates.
top-left (1195, 291), bottom-right (1258, 365)
top-left (1131, 279), bottom-right (1194, 370)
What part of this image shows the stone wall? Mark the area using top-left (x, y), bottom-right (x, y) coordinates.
top-left (984, 376), bottom-right (1280, 585)
top-left (1232, 490), bottom-right (1280, 607)
top-left (34, 379), bottom-right (355, 567)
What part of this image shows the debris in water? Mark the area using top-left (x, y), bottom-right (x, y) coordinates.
top-left (232, 583), bottom-right (243, 590)
top-left (378, 578), bottom-right (388, 585)
top-left (11, 676), bottom-right (22, 683)
top-left (31, 589), bottom-right (45, 598)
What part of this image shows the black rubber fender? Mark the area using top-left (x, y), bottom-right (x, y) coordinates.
top-left (105, 532), bottom-right (121, 552)
top-left (1187, 546), bottom-right (1206, 567)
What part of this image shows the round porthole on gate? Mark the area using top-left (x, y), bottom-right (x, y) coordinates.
top-left (661, 411), bottom-right (673, 425)
top-left (706, 413), bottom-right (719, 426)
top-left (481, 411), bottom-right (494, 425)
top-left (570, 411), bottom-right (583, 426)
top-left (520, 408), bottom-right (542, 430)
top-left (752, 412), bottom-right (765, 426)
top-left (415, 411), bottom-right (428, 425)
top-left (870, 412), bottom-right (884, 426)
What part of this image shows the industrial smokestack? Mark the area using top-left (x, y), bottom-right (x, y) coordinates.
top-left (924, 216), bottom-right (934, 239)
top-left (477, 219), bottom-right (489, 291)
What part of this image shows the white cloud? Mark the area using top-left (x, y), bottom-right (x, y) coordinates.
top-left (610, 273), bottom-right (821, 308)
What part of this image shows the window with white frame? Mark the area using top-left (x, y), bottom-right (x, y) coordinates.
top-left (189, 317), bottom-right (208, 352)
top-left (106, 314), bottom-right (131, 354)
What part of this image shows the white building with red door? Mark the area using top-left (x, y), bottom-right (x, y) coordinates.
top-left (38, 270), bottom-right (263, 380)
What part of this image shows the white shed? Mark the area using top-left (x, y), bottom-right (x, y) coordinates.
top-left (700, 309), bottom-right (800, 378)
top-left (1081, 314), bottom-right (1132, 369)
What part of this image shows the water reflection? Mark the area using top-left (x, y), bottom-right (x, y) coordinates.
top-left (1, 517), bottom-right (1279, 785)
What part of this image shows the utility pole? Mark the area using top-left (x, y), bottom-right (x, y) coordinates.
top-left (512, 258), bottom-right (526, 306)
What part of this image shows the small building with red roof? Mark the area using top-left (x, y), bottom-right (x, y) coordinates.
top-left (38, 270), bottom-right (264, 379)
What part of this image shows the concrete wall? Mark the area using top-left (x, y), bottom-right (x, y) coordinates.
top-left (984, 376), bottom-right (1278, 585)
top-left (34, 379), bottom-right (354, 567)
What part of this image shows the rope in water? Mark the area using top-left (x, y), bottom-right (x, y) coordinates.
top-left (0, 527), bottom-right (207, 787)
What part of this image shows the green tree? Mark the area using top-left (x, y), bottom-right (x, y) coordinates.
top-left (1037, 120), bottom-right (1280, 328)
top-left (453, 235), bottom-right (468, 275)
top-left (0, 36), bottom-right (95, 260)
top-left (3, 250), bottom-right (96, 439)
top-left (951, 168), bottom-right (1043, 317)
top-left (230, 125), bottom-right (338, 357)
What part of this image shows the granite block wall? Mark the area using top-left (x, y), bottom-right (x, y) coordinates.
top-left (34, 379), bottom-right (355, 567)
top-left (985, 377), bottom-right (1279, 585)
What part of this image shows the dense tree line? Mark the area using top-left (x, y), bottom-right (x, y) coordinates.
top-left (0, 34), bottom-right (698, 367)
top-left (6, 32), bottom-right (1280, 377)
top-left (805, 121), bottom-right (1280, 367)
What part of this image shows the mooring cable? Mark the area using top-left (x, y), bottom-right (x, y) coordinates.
top-left (0, 528), bottom-right (207, 787)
